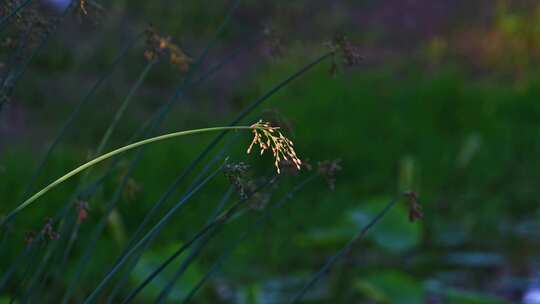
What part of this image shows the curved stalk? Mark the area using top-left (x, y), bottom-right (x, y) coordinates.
top-left (1, 125), bottom-right (253, 226)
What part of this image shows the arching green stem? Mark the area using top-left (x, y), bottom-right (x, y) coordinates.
top-left (1, 125), bottom-right (254, 226)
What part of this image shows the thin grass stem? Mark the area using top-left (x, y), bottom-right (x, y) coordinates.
top-left (81, 164), bottom-right (225, 304)
top-left (119, 173), bottom-right (278, 303)
top-left (106, 187), bottom-right (234, 304)
top-left (1, 125), bottom-right (253, 226)
top-left (103, 136), bottom-right (239, 303)
top-left (61, 0), bottom-right (244, 296)
top-left (181, 175), bottom-right (317, 303)
top-left (15, 32), bottom-right (144, 210)
top-left (288, 198), bottom-right (399, 304)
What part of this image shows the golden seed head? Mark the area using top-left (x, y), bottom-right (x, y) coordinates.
top-left (80, 0), bottom-right (88, 15)
top-left (247, 120), bottom-right (302, 174)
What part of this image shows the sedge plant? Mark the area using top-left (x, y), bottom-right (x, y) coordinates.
top-left (0, 120), bottom-right (301, 228)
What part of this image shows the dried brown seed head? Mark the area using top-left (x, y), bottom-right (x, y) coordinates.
top-left (317, 159), bottom-right (342, 191)
top-left (403, 191), bottom-right (423, 222)
top-left (77, 200), bottom-right (90, 223)
top-left (79, 0), bottom-right (88, 15)
top-left (144, 26), bottom-right (191, 71)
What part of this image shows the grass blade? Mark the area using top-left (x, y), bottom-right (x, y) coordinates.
top-left (0, 3), bottom-right (72, 107)
top-left (105, 186), bottom-right (234, 304)
top-left (102, 136), bottom-right (240, 303)
top-left (288, 198), bottom-right (399, 304)
top-left (14, 32), bottom-right (143, 212)
top-left (181, 175), bottom-right (317, 303)
top-left (80, 164), bottom-right (225, 304)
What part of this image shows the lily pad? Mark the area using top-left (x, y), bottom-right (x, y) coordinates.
top-left (349, 196), bottom-right (422, 253)
top-left (355, 271), bottom-right (423, 304)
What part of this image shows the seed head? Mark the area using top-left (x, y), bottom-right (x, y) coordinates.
top-left (224, 162), bottom-right (250, 200)
top-left (77, 200), bottom-right (89, 223)
top-left (79, 0), bottom-right (88, 15)
top-left (327, 34), bottom-right (363, 76)
top-left (403, 191), bottom-right (423, 222)
top-left (247, 120), bottom-right (302, 174)
top-left (144, 26), bottom-right (191, 72)
top-left (318, 159), bottom-right (342, 190)
top-left (41, 218), bottom-right (59, 241)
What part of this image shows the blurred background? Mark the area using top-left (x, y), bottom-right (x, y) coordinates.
top-left (2, 0), bottom-right (540, 303)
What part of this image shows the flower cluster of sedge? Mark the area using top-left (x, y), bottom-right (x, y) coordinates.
top-left (327, 34), bottom-right (362, 76)
top-left (144, 26), bottom-right (191, 72)
top-left (247, 120), bottom-right (302, 174)
top-left (78, 0), bottom-right (87, 15)
top-left (403, 191), bottom-right (423, 222)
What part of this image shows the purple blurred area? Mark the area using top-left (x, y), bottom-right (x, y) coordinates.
top-left (42, 0), bottom-right (71, 11)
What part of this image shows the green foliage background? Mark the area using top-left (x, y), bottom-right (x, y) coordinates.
top-left (2, 0), bottom-right (540, 303)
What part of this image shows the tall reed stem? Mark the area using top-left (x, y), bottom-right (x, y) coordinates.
top-left (1, 125), bottom-right (254, 226)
